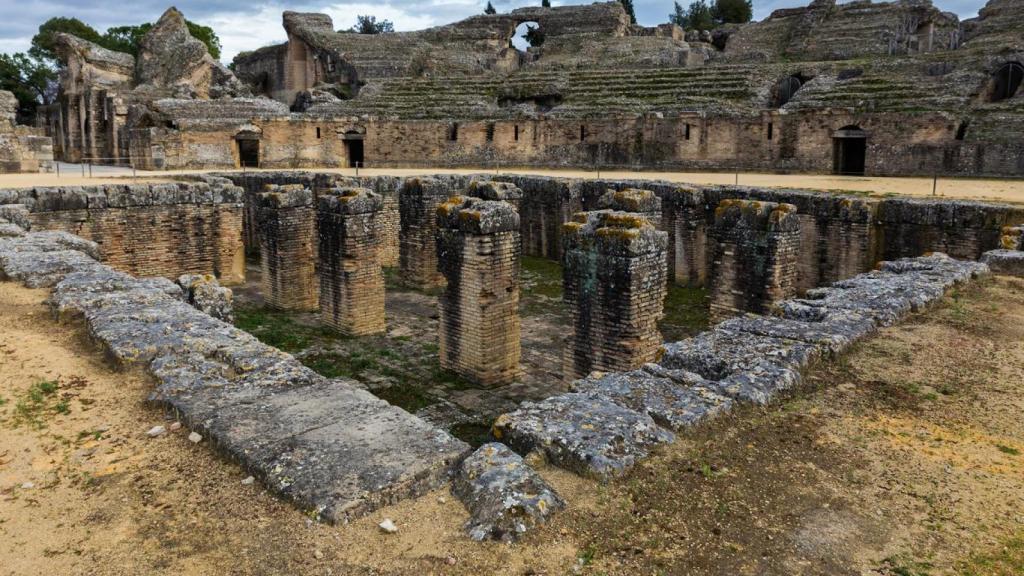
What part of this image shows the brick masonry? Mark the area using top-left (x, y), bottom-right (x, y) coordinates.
top-left (399, 177), bottom-right (453, 289)
top-left (256, 184), bottom-right (318, 310)
top-left (562, 210), bottom-right (667, 381)
top-left (708, 199), bottom-right (801, 322)
top-left (436, 196), bottom-right (522, 386)
top-left (318, 187), bottom-right (386, 335)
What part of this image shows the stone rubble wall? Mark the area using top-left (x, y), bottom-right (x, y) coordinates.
top-left (561, 210), bottom-right (668, 381)
top-left (495, 252), bottom-right (989, 480)
top-left (177, 273), bottom-right (234, 323)
top-left (0, 177), bottom-right (245, 283)
top-left (436, 196), bottom-right (522, 386)
top-left (0, 224), bottom-right (470, 524)
top-left (708, 199), bottom-right (801, 322)
top-left (256, 184), bottom-right (318, 310)
top-left (399, 177), bottom-right (455, 289)
top-left (317, 187), bottom-right (386, 335)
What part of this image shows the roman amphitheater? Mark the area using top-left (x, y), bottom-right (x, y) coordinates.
top-left (1, 0), bottom-right (1024, 574)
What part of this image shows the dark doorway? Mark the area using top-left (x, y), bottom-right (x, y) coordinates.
top-left (991, 62), bottom-right (1024, 102)
top-left (832, 125), bottom-right (867, 175)
top-left (344, 137), bottom-right (364, 167)
top-left (237, 138), bottom-right (259, 168)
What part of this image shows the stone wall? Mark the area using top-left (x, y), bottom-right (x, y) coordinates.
top-left (562, 210), bottom-right (667, 381)
top-left (256, 184), bottom-right (318, 310)
top-left (708, 199), bottom-right (801, 322)
top-left (0, 177), bottom-right (244, 283)
top-left (0, 90), bottom-right (53, 173)
top-left (399, 177), bottom-right (453, 289)
top-left (436, 196), bottom-right (522, 386)
top-left (317, 187), bottom-right (386, 335)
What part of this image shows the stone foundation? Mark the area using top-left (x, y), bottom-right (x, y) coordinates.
top-left (256, 184), bottom-right (318, 310)
top-left (399, 177), bottom-right (452, 289)
top-left (708, 199), bottom-right (801, 322)
top-left (317, 187), bottom-right (386, 335)
top-left (562, 210), bottom-right (667, 381)
top-left (436, 196), bottom-right (521, 386)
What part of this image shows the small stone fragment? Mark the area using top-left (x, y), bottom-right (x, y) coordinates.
top-left (379, 518), bottom-right (398, 534)
top-left (147, 425), bottom-right (167, 437)
top-left (188, 431), bottom-right (203, 444)
top-left (241, 476), bottom-right (255, 485)
top-left (169, 421), bottom-right (182, 431)
top-left (313, 550), bottom-right (324, 560)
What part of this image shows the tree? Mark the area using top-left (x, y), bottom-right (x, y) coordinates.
top-left (485, 1), bottom-right (497, 14)
top-left (619, 0), bottom-right (637, 24)
top-left (101, 24), bottom-right (152, 55)
top-left (29, 17), bottom-right (104, 63)
top-left (0, 53), bottom-right (57, 121)
top-left (669, 1), bottom-right (686, 27)
top-left (542, 0), bottom-right (551, 7)
top-left (524, 24), bottom-right (545, 47)
top-left (185, 21), bottom-right (222, 60)
top-left (712, 0), bottom-right (753, 24)
top-left (680, 0), bottom-right (715, 30)
top-left (350, 15), bottom-right (395, 34)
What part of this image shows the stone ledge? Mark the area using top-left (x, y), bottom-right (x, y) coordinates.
top-left (982, 249), bottom-right (1024, 277)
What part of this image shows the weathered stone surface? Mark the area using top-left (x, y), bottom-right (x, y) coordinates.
top-left (0, 222), bottom-right (25, 237)
top-left (177, 274), bottom-right (234, 322)
top-left (0, 204), bottom-right (31, 230)
top-left (257, 185), bottom-right (317, 310)
top-left (0, 230), bottom-right (471, 525)
top-left (452, 442), bottom-right (564, 542)
top-left (571, 368), bottom-right (732, 431)
top-left (492, 393), bottom-right (674, 480)
top-left (399, 177), bottom-right (454, 289)
top-left (982, 249), bottom-right (1024, 277)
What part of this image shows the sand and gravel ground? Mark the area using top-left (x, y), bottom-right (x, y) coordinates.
top-left (1, 276), bottom-right (1024, 575)
top-left (1, 165), bottom-right (1022, 204)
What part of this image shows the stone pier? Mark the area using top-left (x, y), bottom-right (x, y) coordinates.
top-left (708, 199), bottom-right (800, 322)
top-left (465, 179), bottom-right (523, 211)
top-left (317, 187), bottom-right (386, 336)
top-left (562, 210), bottom-right (668, 382)
top-left (662, 185), bottom-right (708, 286)
top-left (399, 177), bottom-right (451, 289)
top-left (256, 184), bottom-right (317, 310)
top-left (436, 196), bottom-right (522, 386)
top-left (597, 188), bottom-right (662, 228)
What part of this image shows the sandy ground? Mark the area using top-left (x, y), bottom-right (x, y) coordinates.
top-left (1, 276), bottom-right (1024, 575)
top-left (2, 164), bottom-right (1023, 204)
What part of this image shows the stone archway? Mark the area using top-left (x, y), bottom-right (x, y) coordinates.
top-left (990, 62), bottom-right (1024, 103)
top-left (235, 130), bottom-right (261, 168)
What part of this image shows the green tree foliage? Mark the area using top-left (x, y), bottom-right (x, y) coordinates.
top-left (619, 0), bottom-right (637, 24)
top-left (185, 21), bottom-right (222, 59)
top-left (676, 0), bottom-right (715, 30)
top-left (711, 0), bottom-right (753, 24)
top-left (485, 1), bottom-right (497, 15)
top-left (28, 17), bottom-right (105, 62)
top-left (524, 24), bottom-right (545, 47)
top-left (669, 1), bottom-right (686, 26)
top-left (349, 15), bottom-right (395, 34)
top-left (101, 24), bottom-right (152, 55)
top-left (0, 53), bottom-right (56, 120)
top-left (542, 0), bottom-right (551, 7)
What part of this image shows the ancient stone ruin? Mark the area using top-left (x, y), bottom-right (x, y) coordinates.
top-left (0, 90), bottom-right (53, 173)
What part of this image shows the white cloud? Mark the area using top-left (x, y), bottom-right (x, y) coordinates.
top-left (204, 4), bottom-right (288, 61)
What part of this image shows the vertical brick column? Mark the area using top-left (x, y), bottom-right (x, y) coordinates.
top-left (256, 184), bottom-right (317, 310)
top-left (465, 179), bottom-right (523, 212)
top-left (662, 185), bottom-right (708, 286)
top-left (317, 187), bottom-right (386, 336)
top-left (399, 177), bottom-right (450, 289)
top-left (562, 210), bottom-right (668, 382)
top-left (436, 196), bottom-right (521, 386)
top-left (708, 199), bottom-right (800, 322)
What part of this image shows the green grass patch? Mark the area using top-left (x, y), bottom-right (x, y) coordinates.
top-left (12, 380), bottom-right (63, 429)
top-left (660, 285), bottom-right (709, 342)
top-left (234, 306), bottom-right (322, 353)
top-left (449, 422), bottom-right (494, 448)
top-left (996, 444), bottom-right (1020, 456)
top-left (958, 533), bottom-right (1024, 575)
top-left (521, 256), bottom-right (563, 299)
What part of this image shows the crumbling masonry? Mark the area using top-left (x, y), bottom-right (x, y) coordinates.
top-left (317, 187), bottom-right (386, 335)
top-left (399, 177), bottom-right (450, 289)
top-left (709, 199), bottom-right (801, 322)
top-left (562, 210), bottom-right (668, 381)
top-left (257, 184), bottom-right (317, 310)
top-left (436, 196), bottom-right (522, 386)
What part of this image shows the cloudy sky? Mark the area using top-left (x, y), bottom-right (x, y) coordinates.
top-left (0, 0), bottom-right (990, 63)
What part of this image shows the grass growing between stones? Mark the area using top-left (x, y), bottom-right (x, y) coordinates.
top-left (660, 284), bottom-right (709, 342)
top-left (520, 255), bottom-right (565, 316)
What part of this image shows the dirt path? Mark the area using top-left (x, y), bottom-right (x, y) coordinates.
top-left (1, 167), bottom-right (1022, 204)
top-left (1, 277), bottom-right (1023, 575)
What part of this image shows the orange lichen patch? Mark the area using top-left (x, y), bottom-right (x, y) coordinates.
top-left (596, 226), bottom-right (641, 240)
top-left (610, 188), bottom-right (654, 212)
top-left (562, 221), bottom-right (585, 235)
top-left (846, 414), bottom-right (1024, 476)
top-left (436, 195), bottom-right (467, 217)
top-left (571, 212), bottom-right (590, 224)
top-left (458, 209), bottom-right (483, 223)
top-left (601, 212), bottom-right (650, 230)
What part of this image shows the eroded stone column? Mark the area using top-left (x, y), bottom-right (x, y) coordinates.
top-left (436, 196), bottom-right (521, 386)
top-left (662, 185), bottom-right (707, 286)
top-left (562, 210), bottom-right (668, 382)
top-left (465, 179), bottom-right (523, 211)
top-left (256, 184), bottom-right (317, 310)
top-left (596, 188), bottom-right (662, 228)
top-left (708, 199), bottom-right (800, 322)
top-left (317, 187), bottom-right (385, 336)
top-left (399, 177), bottom-right (450, 289)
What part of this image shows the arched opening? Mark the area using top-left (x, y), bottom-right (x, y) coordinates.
top-left (512, 21), bottom-right (543, 51)
top-left (342, 130), bottom-right (364, 167)
top-left (772, 75), bottom-right (804, 108)
top-left (832, 125), bottom-right (866, 176)
top-left (990, 62), bottom-right (1024, 103)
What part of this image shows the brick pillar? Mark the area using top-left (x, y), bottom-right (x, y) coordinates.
top-left (662, 185), bottom-right (708, 286)
top-left (436, 196), bottom-right (521, 386)
top-left (708, 199), bottom-right (800, 322)
top-left (317, 187), bottom-right (386, 335)
top-left (399, 177), bottom-right (450, 289)
top-left (562, 210), bottom-right (668, 382)
top-left (465, 179), bottom-right (523, 212)
top-left (596, 188), bottom-right (662, 229)
top-left (256, 184), bottom-right (317, 310)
